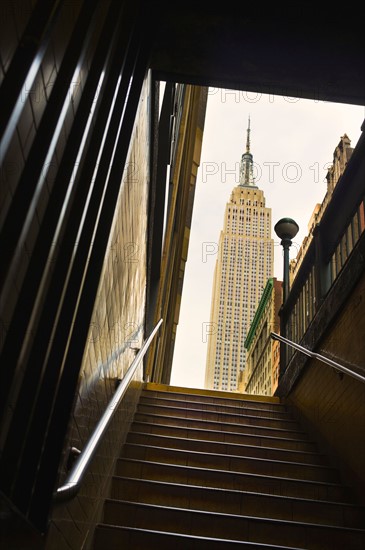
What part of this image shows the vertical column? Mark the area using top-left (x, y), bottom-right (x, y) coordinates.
top-left (313, 223), bottom-right (331, 307)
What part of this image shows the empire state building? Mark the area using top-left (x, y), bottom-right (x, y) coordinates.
top-left (204, 120), bottom-right (274, 391)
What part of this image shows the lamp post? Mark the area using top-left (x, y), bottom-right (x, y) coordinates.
top-left (274, 217), bottom-right (299, 304)
top-left (274, 217), bottom-right (299, 380)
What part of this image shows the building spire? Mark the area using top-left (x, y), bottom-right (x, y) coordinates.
top-left (246, 115), bottom-right (251, 153)
top-left (239, 116), bottom-right (256, 187)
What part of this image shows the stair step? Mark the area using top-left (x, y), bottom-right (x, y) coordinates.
top-left (137, 402), bottom-right (300, 430)
top-left (121, 443), bottom-right (339, 482)
top-left (139, 394), bottom-right (291, 418)
top-left (101, 500), bottom-right (365, 549)
top-left (114, 459), bottom-right (352, 502)
top-left (133, 413), bottom-right (310, 441)
top-left (93, 387), bottom-right (364, 549)
top-left (131, 421), bottom-right (319, 452)
top-left (94, 524), bottom-right (305, 549)
top-left (114, 477), bottom-right (365, 527)
top-left (142, 386), bottom-right (284, 410)
top-left (126, 431), bottom-right (327, 465)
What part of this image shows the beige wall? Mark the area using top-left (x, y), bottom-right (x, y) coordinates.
top-left (286, 270), bottom-right (365, 504)
top-left (46, 74), bottom-right (152, 550)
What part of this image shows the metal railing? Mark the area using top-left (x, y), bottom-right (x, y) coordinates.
top-left (54, 318), bottom-right (163, 502)
top-left (271, 332), bottom-right (365, 384)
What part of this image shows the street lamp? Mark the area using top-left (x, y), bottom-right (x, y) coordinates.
top-left (274, 217), bottom-right (299, 303)
top-left (274, 217), bottom-right (299, 381)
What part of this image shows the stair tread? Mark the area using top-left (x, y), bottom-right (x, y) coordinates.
top-left (127, 431), bottom-right (325, 461)
top-left (136, 412), bottom-right (307, 434)
top-left (122, 442), bottom-right (334, 472)
top-left (140, 395), bottom-right (291, 416)
top-left (116, 458), bottom-right (347, 488)
top-left (132, 417), bottom-right (315, 444)
top-left (138, 402), bottom-right (298, 424)
top-left (104, 499), bottom-right (365, 532)
top-left (95, 523), bottom-right (305, 549)
top-left (116, 476), bottom-right (365, 509)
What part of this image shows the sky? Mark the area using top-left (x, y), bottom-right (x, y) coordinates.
top-left (170, 87), bottom-right (365, 389)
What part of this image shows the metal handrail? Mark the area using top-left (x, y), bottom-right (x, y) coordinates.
top-left (54, 318), bottom-right (163, 502)
top-left (271, 332), bottom-right (365, 384)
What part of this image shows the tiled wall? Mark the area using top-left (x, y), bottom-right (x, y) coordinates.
top-left (45, 75), bottom-right (152, 549)
top-left (0, 0), bottom-right (96, 413)
top-left (1, 0), bottom-right (72, 473)
top-left (1, 0), bottom-right (83, 235)
top-left (1, 1), bottom-right (152, 546)
top-left (0, 1), bottom-right (36, 80)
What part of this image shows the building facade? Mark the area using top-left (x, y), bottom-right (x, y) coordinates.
top-left (283, 130), bottom-right (365, 366)
top-left (290, 134), bottom-right (357, 282)
top-left (204, 121), bottom-right (274, 391)
top-left (242, 277), bottom-right (282, 396)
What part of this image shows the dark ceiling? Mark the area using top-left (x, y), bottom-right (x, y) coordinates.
top-left (147, 5), bottom-right (365, 106)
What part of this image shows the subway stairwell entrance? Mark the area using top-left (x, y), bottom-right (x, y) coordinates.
top-left (0, 1), bottom-right (364, 548)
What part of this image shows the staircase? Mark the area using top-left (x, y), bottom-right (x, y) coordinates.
top-left (93, 384), bottom-right (365, 549)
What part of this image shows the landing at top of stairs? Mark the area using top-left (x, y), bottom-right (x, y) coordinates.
top-left (145, 383), bottom-right (281, 404)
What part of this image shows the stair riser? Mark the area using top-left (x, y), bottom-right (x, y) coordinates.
top-left (134, 413), bottom-right (306, 440)
top-left (126, 432), bottom-right (326, 465)
top-left (121, 444), bottom-right (338, 482)
top-left (131, 421), bottom-right (318, 452)
top-left (139, 396), bottom-right (292, 418)
top-left (94, 525), bottom-right (298, 549)
top-left (137, 404), bottom-right (300, 430)
top-left (102, 501), bottom-right (365, 550)
top-left (115, 460), bottom-right (351, 502)
top-left (112, 479), bottom-right (365, 527)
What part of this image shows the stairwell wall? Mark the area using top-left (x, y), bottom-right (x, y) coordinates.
top-left (45, 73), bottom-right (153, 549)
top-left (282, 266), bottom-right (365, 505)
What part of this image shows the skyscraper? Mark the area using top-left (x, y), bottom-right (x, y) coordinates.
top-left (204, 120), bottom-right (274, 391)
